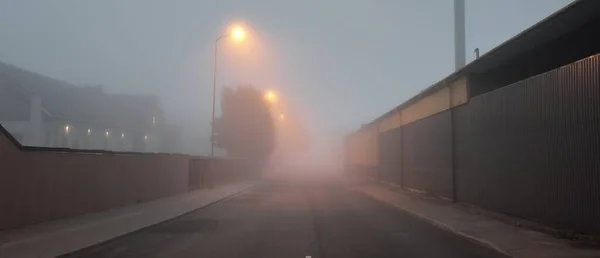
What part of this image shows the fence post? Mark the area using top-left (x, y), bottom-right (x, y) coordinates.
top-left (450, 108), bottom-right (457, 202)
top-left (208, 159), bottom-right (214, 189)
top-left (449, 84), bottom-right (458, 202)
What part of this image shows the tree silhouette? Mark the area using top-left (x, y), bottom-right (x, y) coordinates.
top-left (214, 85), bottom-right (275, 166)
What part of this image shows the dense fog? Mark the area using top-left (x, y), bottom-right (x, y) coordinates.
top-left (0, 0), bottom-right (572, 175)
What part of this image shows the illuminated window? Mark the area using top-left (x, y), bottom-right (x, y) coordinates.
top-left (152, 116), bottom-right (156, 125)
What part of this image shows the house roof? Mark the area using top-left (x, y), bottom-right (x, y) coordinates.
top-left (369, 0), bottom-right (600, 126)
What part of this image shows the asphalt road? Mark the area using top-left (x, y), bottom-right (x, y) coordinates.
top-left (63, 179), bottom-right (507, 258)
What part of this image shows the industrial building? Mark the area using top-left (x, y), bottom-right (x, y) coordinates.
top-left (346, 0), bottom-right (600, 234)
top-left (0, 61), bottom-right (181, 153)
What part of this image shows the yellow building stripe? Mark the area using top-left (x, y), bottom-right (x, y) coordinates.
top-left (346, 77), bottom-right (468, 167)
top-left (378, 109), bottom-right (401, 133)
top-left (401, 76), bottom-right (468, 125)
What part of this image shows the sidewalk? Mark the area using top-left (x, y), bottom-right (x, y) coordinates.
top-left (351, 182), bottom-right (600, 258)
top-left (0, 181), bottom-right (257, 258)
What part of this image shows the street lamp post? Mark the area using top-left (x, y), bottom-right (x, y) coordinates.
top-left (211, 35), bottom-right (227, 156)
top-left (211, 26), bottom-right (245, 156)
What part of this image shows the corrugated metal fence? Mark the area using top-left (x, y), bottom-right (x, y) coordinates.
top-left (366, 53), bottom-right (600, 234)
top-left (455, 54), bottom-right (600, 233)
top-left (378, 127), bottom-right (402, 186)
top-left (402, 110), bottom-right (454, 199)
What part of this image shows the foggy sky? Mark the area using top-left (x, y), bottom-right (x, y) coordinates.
top-left (0, 0), bottom-right (573, 156)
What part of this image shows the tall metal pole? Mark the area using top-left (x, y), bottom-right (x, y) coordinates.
top-left (451, 0), bottom-right (466, 202)
top-left (454, 0), bottom-right (466, 71)
top-left (211, 35), bottom-right (227, 156)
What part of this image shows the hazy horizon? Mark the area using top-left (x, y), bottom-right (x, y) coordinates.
top-left (0, 0), bottom-right (573, 160)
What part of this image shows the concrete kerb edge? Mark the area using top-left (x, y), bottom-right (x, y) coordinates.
top-left (365, 178), bottom-right (600, 247)
top-left (350, 184), bottom-right (512, 258)
top-left (59, 182), bottom-right (260, 256)
top-left (456, 202), bottom-right (600, 246)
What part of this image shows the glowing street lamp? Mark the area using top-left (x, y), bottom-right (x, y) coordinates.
top-left (211, 24), bottom-right (248, 156)
top-left (265, 91), bottom-right (277, 103)
top-left (231, 26), bottom-right (246, 41)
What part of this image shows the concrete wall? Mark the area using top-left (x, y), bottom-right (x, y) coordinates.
top-left (187, 157), bottom-right (253, 190)
top-left (0, 131), bottom-right (189, 230)
top-left (0, 124), bottom-right (254, 230)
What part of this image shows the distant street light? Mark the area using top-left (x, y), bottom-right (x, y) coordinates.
top-left (265, 90), bottom-right (277, 103)
top-left (211, 24), bottom-right (247, 156)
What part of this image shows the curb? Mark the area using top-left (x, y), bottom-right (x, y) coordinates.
top-left (60, 182), bottom-right (259, 256)
top-left (0, 182), bottom-right (259, 258)
top-left (365, 179), bottom-right (600, 245)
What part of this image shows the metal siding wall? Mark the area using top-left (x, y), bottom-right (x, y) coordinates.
top-left (450, 77), bottom-right (468, 107)
top-left (401, 110), bottom-right (454, 198)
top-left (469, 17), bottom-right (600, 98)
top-left (378, 111), bottom-right (401, 133)
top-left (452, 104), bottom-right (470, 202)
top-left (378, 127), bottom-right (402, 185)
top-left (360, 124), bottom-right (379, 167)
top-left (345, 133), bottom-right (359, 166)
top-left (401, 87), bottom-right (451, 126)
top-left (369, 125), bottom-right (380, 166)
top-left (344, 128), bottom-right (378, 179)
top-left (456, 54), bottom-right (600, 233)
